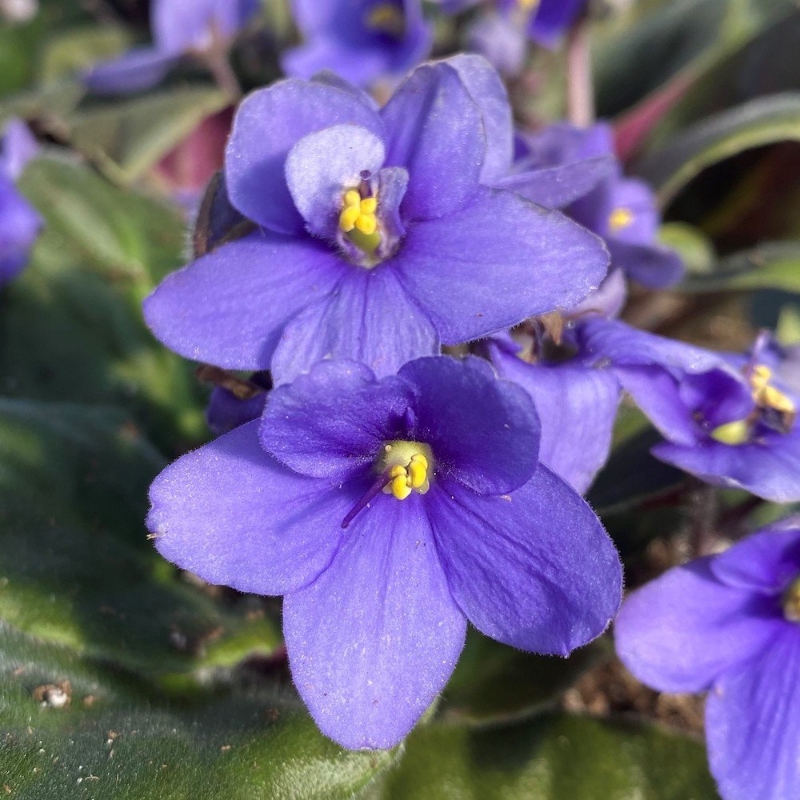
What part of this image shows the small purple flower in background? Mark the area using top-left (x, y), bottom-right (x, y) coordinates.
top-left (581, 322), bottom-right (800, 502)
top-left (282, 0), bottom-right (432, 87)
top-left (615, 517), bottom-right (800, 800)
top-left (205, 371), bottom-right (270, 436)
top-left (148, 356), bottom-right (623, 749)
top-left (144, 58), bottom-right (609, 386)
top-left (0, 119), bottom-right (41, 285)
top-left (518, 122), bottom-right (684, 288)
top-left (84, 0), bottom-right (258, 95)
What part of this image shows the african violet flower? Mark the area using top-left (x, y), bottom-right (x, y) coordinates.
top-left (206, 371), bottom-right (270, 436)
top-left (0, 119), bottom-right (41, 285)
top-left (148, 355), bottom-right (623, 748)
top-left (144, 58), bottom-right (609, 386)
top-left (85, 0), bottom-right (258, 94)
top-left (518, 122), bottom-right (684, 288)
top-left (283, 0), bottom-right (432, 87)
top-left (616, 516), bottom-right (800, 800)
top-left (581, 322), bottom-right (800, 502)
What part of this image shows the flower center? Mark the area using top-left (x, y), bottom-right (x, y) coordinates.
top-left (340, 440), bottom-right (434, 529)
top-left (338, 182), bottom-right (382, 262)
top-left (783, 576), bottom-right (800, 622)
top-left (608, 207), bottom-right (634, 234)
top-left (365, 3), bottom-right (405, 37)
top-left (710, 363), bottom-right (797, 444)
top-left (517, 0), bottom-right (540, 11)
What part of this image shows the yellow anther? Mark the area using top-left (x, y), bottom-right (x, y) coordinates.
top-left (339, 187), bottom-right (379, 238)
top-left (366, 4), bottom-right (405, 35)
top-left (784, 577), bottom-right (800, 622)
top-left (608, 207), bottom-right (635, 233)
top-left (518, 0), bottom-right (540, 10)
top-left (749, 363), bottom-right (796, 416)
top-left (390, 473), bottom-right (413, 500)
top-left (710, 419), bottom-right (750, 445)
top-left (408, 457), bottom-right (428, 489)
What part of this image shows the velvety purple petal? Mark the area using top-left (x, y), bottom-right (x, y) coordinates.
top-left (148, 421), bottom-right (360, 594)
top-left (225, 79), bottom-right (383, 235)
top-left (569, 267), bottom-right (627, 319)
top-left (615, 558), bottom-right (782, 693)
top-left (496, 156), bottom-right (616, 209)
top-left (284, 494), bottom-right (466, 749)
top-left (489, 346), bottom-right (621, 493)
top-left (398, 355), bottom-right (540, 494)
top-left (529, 0), bottom-right (586, 47)
top-left (285, 124), bottom-right (386, 239)
top-left (706, 630), bottom-right (800, 800)
top-left (260, 360), bottom-right (413, 479)
top-left (381, 62), bottom-right (485, 220)
top-left (465, 11), bottom-right (527, 78)
top-left (652, 425), bottom-right (800, 502)
top-left (270, 266), bottom-right (439, 385)
top-left (394, 187), bottom-right (609, 344)
top-left (710, 520), bottom-right (800, 593)
top-left (446, 54), bottom-right (513, 183)
top-left (0, 175), bottom-right (41, 284)
top-left (143, 232), bottom-right (345, 370)
top-left (679, 368), bottom-right (754, 429)
top-left (206, 386), bottom-right (267, 436)
top-left (152, 0), bottom-right (258, 54)
top-left (429, 469), bottom-right (622, 655)
top-left (1, 119), bottom-right (38, 180)
top-left (83, 47), bottom-right (179, 94)
top-left (282, 40), bottom-right (389, 87)
top-left (608, 239), bottom-right (684, 288)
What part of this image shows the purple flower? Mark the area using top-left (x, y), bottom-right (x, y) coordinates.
top-left (206, 371), bottom-right (270, 436)
top-left (615, 517), bottom-right (800, 800)
top-left (0, 119), bottom-right (41, 285)
top-left (144, 59), bottom-right (609, 386)
top-left (84, 0), bottom-right (258, 94)
top-left (282, 0), bottom-right (432, 87)
top-left (581, 322), bottom-right (800, 502)
top-left (518, 122), bottom-right (684, 288)
top-left (148, 356), bottom-right (622, 749)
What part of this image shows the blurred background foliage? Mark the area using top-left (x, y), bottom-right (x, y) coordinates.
top-left (1, 0), bottom-right (799, 796)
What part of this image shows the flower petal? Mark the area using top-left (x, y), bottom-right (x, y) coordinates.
top-left (529, 0), bottom-right (587, 47)
top-left (706, 630), bottom-right (800, 800)
top-left (260, 360), bottom-right (413, 479)
top-left (495, 157), bottom-right (616, 209)
top-left (607, 239), bottom-right (684, 289)
top-left (226, 79), bottom-right (383, 235)
top-left (0, 175), bottom-right (42, 284)
top-left (143, 232), bottom-right (344, 370)
top-left (398, 355), bottom-right (540, 495)
top-left (284, 494), bottom-right (466, 750)
top-left (83, 47), bottom-right (179, 95)
top-left (381, 62), bottom-right (486, 220)
top-left (270, 266), bottom-right (439, 385)
top-left (394, 187), bottom-right (609, 344)
top-left (710, 521), bottom-right (800, 593)
top-left (446, 54), bottom-right (513, 183)
top-left (285, 124), bottom-right (386, 239)
top-left (615, 558), bottom-right (781, 693)
top-left (147, 421), bottom-right (360, 595)
top-left (429, 469), bottom-right (622, 655)
top-left (488, 341), bottom-right (620, 493)
top-left (652, 425), bottom-right (800, 502)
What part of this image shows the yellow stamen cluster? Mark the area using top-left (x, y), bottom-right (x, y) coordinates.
top-left (710, 363), bottom-right (797, 444)
top-left (379, 441), bottom-right (432, 501)
top-left (366, 3), bottom-right (406, 35)
top-left (750, 365), bottom-right (796, 418)
top-left (608, 207), bottom-right (635, 234)
top-left (339, 189), bottom-right (378, 236)
top-left (783, 577), bottom-right (800, 622)
top-left (518, 0), bottom-right (540, 10)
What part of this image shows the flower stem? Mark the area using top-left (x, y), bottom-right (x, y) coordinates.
top-left (566, 20), bottom-right (594, 128)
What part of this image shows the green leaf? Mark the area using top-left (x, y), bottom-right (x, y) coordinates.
top-left (637, 94), bottom-right (800, 204)
top-left (375, 713), bottom-right (718, 800)
top-left (66, 86), bottom-right (230, 185)
top-left (39, 25), bottom-right (131, 83)
top-left (680, 242), bottom-right (800, 293)
top-left (0, 624), bottom-right (397, 800)
top-left (0, 400), bottom-right (279, 676)
top-left (3, 157), bottom-right (205, 445)
top-left (659, 223), bottom-right (715, 275)
top-left (440, 630), bottom-right (608, 724)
